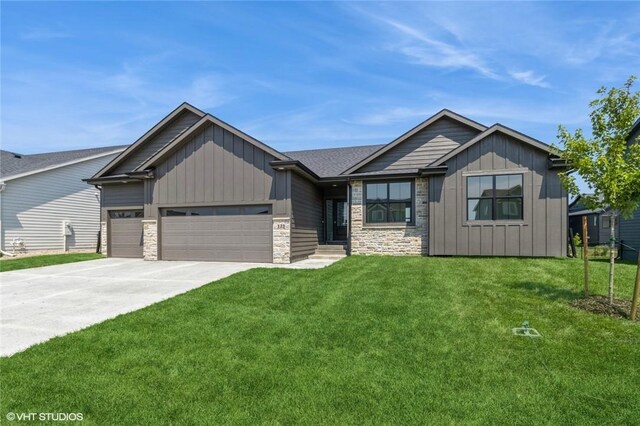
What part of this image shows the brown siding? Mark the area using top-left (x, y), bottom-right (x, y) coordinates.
top-left (359, 117), bottom-right (479, 173)
top-left (102, 183), bottom-right (144, 208)
top-left (429, 132), bottom-right (567, 257)
top-left (112, 111), bottom-right (201, 174)
top-left (290, 173), bottom-right (323, 260)
top-left (148, 123), bottom-right (290, 218)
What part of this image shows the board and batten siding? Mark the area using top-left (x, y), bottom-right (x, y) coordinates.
top-left (112, 111), bottom-right (201, 174)
top-left (358, 117), bottom-right (480, 173)
top-left (429, 132), bottom-right (567, 257)
top-left (147, 123), bottom-right (290, 217)
top-left (101, 182), bottom-right (144, 217)
top-left (290, 173), bottom-right (323, 260)
top-left (620, 209), bottom-right (640, 261)
top-left (0, 154), bottom-right (118, 252)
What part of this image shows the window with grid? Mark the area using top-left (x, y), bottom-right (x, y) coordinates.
top-left (467, 174), bottom-right (523, 221)
top-left (365, 181), bottom-right (413, 224)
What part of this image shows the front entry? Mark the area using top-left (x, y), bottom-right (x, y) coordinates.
top-left (326, 199), bottom-right (348, 243)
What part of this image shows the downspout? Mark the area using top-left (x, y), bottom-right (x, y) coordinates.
top-left (95, 184), bottom-right (103, 254)
top-left (347, 181), bottom-right (352, 256)
top-left (0, 182), bottom-right (14, 257)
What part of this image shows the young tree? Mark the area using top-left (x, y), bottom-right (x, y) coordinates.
top-left (556, 76), bottom-right (640, 304)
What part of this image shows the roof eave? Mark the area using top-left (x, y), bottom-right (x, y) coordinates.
top-left (270, 160), bottom-right (320, 182)
top-left (1, 148), bottom-right (125, 182)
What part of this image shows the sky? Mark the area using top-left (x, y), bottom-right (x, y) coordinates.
top-left (2, 1), bottom-right (639, 162)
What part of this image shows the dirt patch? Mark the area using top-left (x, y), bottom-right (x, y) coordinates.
top-left (572, 295), bottom-right (639, 320)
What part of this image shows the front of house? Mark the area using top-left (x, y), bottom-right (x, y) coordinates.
top-left (86, 103), bottom-right (568, 263)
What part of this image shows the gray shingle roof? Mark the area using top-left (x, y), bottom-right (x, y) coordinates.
top-left (0, 145), bottom-right (127, 180)
top-left (284, 144), bottom-right (385, 177)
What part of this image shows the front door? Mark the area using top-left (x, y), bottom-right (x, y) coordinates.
top-left (333, 200), bottom-right (348, 241)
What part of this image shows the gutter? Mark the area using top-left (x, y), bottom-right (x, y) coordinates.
top-left (270, 160), bottom-right (320, 182)
top-left (83, 169), bottom-right (154, 185)
top-left (548, 156), bottom-right (569, 170)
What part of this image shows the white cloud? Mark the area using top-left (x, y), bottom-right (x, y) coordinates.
top-left (375, 17), bottom-right (500, 79)
top-left (19, 28), bottom-right (71, 40)
top-left (509, 70), bottom-right (551, 88)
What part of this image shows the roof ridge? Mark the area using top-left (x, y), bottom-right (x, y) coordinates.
top-left (284, 143), bottom-right (385, 154)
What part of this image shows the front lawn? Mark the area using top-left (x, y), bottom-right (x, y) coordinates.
top-left (1, 257), bottom-right (638, 424)
top-left (0, 252), bottom-right (102, 272)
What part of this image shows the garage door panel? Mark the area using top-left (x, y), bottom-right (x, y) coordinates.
top-left (160, 210), bottom-right (272, 262)
top-left (110, 218), bottom-right (143, 258)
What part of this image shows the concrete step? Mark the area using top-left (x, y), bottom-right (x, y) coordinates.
top-left (315, 245), bottom-right (347, 254)
top-left (308, 254), bottom-right (347, 260)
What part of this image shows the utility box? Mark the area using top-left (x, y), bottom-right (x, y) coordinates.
top-left (62, 221), bottom-right (73, 236)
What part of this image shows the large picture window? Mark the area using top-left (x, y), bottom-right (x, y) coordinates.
top-left (467, 174), bottom-right (523, 221)
top-left (365, 181), bottom-right (413, 224)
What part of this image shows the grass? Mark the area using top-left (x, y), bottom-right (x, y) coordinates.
top-left (1, 256), bottom-right (639, 424)
top-left (0, 252), bottom-right (103, 272)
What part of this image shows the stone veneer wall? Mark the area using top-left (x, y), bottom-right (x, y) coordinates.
top-left (100, 221), bottom-right (108, 255)
top-left (350, 178), bottom-right (428, 255)
top-left (142, 220), bottom-right (158, 261)
top-left (273, 217), bottom-right (291, 264)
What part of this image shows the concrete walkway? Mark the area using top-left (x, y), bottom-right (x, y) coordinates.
top-left (1, 257), bottom-right (339, 357)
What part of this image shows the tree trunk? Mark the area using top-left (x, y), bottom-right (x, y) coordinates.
top-left (630, 251), bottom-right (640, 321)
top-left (608, 214), bottom-right (616, 304)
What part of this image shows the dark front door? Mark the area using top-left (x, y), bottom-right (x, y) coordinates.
top-left (333, 199), bottom-right (348, 241)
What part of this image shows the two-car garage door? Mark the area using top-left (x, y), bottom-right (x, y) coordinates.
top-left (160, 205), bottom-right (273, 262)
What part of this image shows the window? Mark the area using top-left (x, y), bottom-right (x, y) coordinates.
top-left (365, 181), bottom-right (413, 224)
top-left (602, 216), bottom-right (610, 229)
top-left (109, 210), bottom-right (143, 219)
top-left (244, 206), bottom-right (271, 215)
top-left (160, 205), bottom-right (271, 216)
top-left (467, 174), bottom-right (523, 221)
top-left (216, 207), bottom-right (242, 215)
top-left (163, 208), bottom-right (188, 216)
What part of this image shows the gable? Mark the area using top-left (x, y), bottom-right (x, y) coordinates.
top-left (431, 125), bottom-right (552, 168)
top-left (151, 121), bottom-right (288, 215)
top-left (111, 110), bottom-right (202, 174)
top-left (356, 117), bottom-right (480, 173)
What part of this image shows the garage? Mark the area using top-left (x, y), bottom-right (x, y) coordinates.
top-left (108, 210), bottom-right (143, 258)
top-left (160, 205), bottom-right (273, 262)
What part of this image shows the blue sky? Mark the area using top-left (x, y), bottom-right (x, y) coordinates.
top-left (2, 1), bottom-right (639, 158)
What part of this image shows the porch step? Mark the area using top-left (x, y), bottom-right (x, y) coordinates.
top-left (308, 253), bottom-right (347, 260)
top-left (308, 244), bottom-right (347, 260)
top-left (314, 245), bottom-right (347, 254)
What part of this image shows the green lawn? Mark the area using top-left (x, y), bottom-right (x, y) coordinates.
top-left (0, 253), bottom-right (102, 272)
top-left (1, 257), bottom-right (638, 424)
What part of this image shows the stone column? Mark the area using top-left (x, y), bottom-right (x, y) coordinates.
top-left (100, 221), bottom-right (108, 255)
top-left (273, 217), bottom-right (291, 264)
top-left (142, 220), bottom-right (158, 261)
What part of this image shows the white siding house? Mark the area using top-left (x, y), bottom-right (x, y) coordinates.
top-left (0, 147), bottom-right (125, 254)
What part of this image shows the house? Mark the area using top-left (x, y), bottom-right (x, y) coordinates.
top-left (86, 103), bottom-right (568, 263)
top-left (0, 146), bottom-right (125, 254)
top-left (619, 117), bottom-right (640, 261)
top-left (568, 195), bottom-right (618, 246)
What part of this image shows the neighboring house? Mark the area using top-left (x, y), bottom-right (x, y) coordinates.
top-left (0, 146), bottom-right (126, 254)
top-left (86, 103), bottom-right (568, 263)
top-left (568, 195), bottom-right (618, 246)
top-left (619, 117), bottom-right (640, 261)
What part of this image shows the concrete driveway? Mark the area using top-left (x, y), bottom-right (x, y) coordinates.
top-left (1, 257), bottom-right (338, 357)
